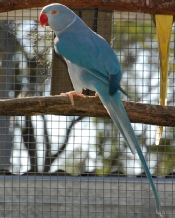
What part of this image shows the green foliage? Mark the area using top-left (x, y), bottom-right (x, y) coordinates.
top-left (158, 152), bottom-right (175, 176)
top-left (63, 147), bottom-right (87, 175)
top-left (95, 139), bottom-right (120, 176)
top-left (150, 140), bottom-right (175, 176)
top-left (113, 20), bottom-right (156, 49)
top-left (112, 20), bottom-right (157, 73)
top-left (94, 118), bottom-right (121, 176)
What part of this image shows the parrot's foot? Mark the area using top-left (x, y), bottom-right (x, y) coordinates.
top-left (95, 92), bottom-right (99, 97)
top-left (60, 91), bottom-right (85, 106)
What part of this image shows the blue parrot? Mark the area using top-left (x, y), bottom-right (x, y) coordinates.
top-left (40, 4), bottom-right (162, 216)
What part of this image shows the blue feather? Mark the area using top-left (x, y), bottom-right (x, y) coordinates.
top-left (96, 86), bottom-right (162, 217)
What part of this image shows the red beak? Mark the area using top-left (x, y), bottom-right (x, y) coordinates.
top-left (40, 12), bottom-right (49, 27)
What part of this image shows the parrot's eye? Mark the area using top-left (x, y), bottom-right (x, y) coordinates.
top-left (51, 10), bottom-right (58, 15)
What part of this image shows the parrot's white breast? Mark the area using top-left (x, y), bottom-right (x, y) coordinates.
top-left (64, 58), bottom-right (96, 94)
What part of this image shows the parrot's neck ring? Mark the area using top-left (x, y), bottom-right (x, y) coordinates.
top-left (55, 16), bottom-right (77, 34)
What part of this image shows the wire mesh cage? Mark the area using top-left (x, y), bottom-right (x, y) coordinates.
top-left (0, 2), bottom-right (175, 218)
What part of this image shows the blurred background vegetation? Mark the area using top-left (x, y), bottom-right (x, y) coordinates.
top-left (0, 10), bottom-right (175, 177)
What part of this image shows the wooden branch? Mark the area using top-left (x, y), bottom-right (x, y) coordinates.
top-left (0, 95), bottom-right (175, 127)
top-left (0, 0), bottom-right (175, 15)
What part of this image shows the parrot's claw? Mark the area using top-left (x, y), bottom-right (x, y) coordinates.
top-left (95, 92), bottom-right (99, 97)
top-left (60, 91), bottom-right (85, 106)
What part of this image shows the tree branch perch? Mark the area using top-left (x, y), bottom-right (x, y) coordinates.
top-left (0, 95), bottom-right (175, 127)
top-left (0, 0), bottom-right (175, 15)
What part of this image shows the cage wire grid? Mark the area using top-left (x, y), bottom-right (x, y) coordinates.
top-left (0, 5), bottom-right (174, 218)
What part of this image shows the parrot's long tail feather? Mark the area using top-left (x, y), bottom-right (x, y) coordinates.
top-left (118, 86), bottom-right (130, 99)
top-left (96, 87), bottom-right (162, 217)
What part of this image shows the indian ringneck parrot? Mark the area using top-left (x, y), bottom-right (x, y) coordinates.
top-left (40, 4), bottom-right (162, 216)
top-left (152, 15), bottom-right (173, 145)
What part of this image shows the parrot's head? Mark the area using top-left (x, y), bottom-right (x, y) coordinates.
top-left (40, 3), bottom-right (76, 31)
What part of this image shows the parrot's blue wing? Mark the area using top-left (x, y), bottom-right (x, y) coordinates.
top-left (54, 29), bottom-right (122, 95)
